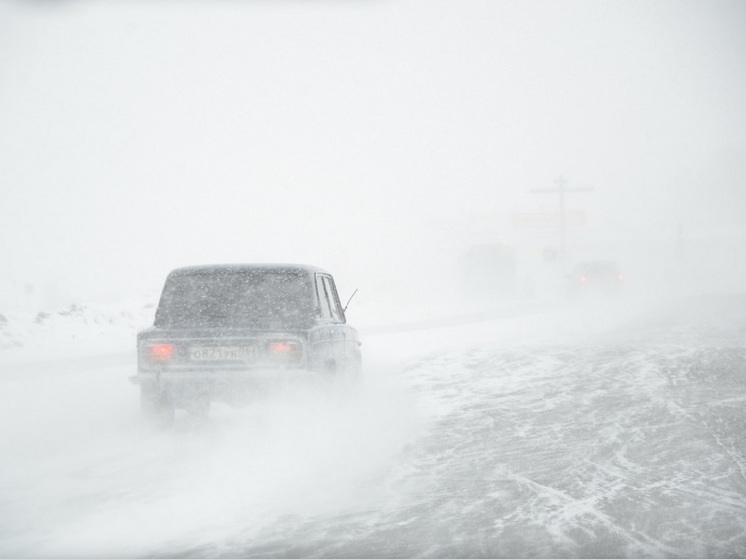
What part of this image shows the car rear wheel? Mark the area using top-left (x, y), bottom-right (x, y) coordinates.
top-left (140, 387), bottom-right (175, 427)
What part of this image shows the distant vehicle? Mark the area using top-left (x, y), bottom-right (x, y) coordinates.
top-left (132, 264), bottom-right (361, 424)
top-left (568, 260), bottom-right (624, 297)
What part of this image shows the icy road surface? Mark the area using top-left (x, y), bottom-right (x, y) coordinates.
top-left (1, 295), bottom-right (745, 558)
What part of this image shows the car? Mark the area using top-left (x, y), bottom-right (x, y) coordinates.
top-left (132, 264), bottom-right (361, 423)
top-left (567, 259), bottom-right (624, 298)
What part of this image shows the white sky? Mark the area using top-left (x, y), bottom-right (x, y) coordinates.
top-left (1, 0), bottom-right (745, 305)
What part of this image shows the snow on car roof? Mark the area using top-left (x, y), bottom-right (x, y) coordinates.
top-left (167, 264), bottom-right (329, 276)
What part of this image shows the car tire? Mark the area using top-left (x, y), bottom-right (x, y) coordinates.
top-left (140, 387), bottom-right (175, 427)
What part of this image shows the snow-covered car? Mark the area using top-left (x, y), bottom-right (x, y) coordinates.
top-left (132, 264), bottom-right (361, 422)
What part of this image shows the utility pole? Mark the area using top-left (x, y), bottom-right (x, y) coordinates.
top-left (530, 175), bottom-right (593, 258)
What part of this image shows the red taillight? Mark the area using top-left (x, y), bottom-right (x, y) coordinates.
top-left (579, 274), bottom-right (587, 284)
top-left (145, 343), bottom-right (175, 362)
top-left (618, 273), bottom-right (624, 281)
top-left (267, 341), bottom-right (301, 363)
top-left (268, 341), bottom-right (297, 352)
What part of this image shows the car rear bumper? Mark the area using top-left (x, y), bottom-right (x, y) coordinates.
top-left (132, 368), bottom-right (322, 398)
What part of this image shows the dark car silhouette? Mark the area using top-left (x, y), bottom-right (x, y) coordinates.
top-left (568, 260), bottom-right (624, 298)
top-left (132, 264), bottom-right (361, 423)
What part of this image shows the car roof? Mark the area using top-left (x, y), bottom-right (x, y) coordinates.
top-left (167, 264), bottom-right (330, 277)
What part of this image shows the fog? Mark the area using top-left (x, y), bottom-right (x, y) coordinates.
top-left (2, 2), bottom-right (746, 558)
top-left (1, 0), bottom-right (745, 309)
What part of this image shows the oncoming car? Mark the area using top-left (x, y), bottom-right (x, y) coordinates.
top-left (567, 259), bottom-right (624, 298)
top-left (132, 264), bottom-right (361, 423)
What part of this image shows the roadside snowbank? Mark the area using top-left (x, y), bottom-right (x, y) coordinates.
top-left (0, 297), bottom-right (157, 364)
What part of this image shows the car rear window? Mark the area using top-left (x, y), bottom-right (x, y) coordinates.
top-left (154, 269), bottom-right (316, 329)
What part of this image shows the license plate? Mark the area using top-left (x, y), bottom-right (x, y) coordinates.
top-left (188, 345), bottom-right (255, 361)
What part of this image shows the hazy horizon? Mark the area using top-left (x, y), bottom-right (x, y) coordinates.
top-left (2, 0), bottom-right (745, 308)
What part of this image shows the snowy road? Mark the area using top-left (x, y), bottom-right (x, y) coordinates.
top-left (1, 295), bottom-right (745, 558)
